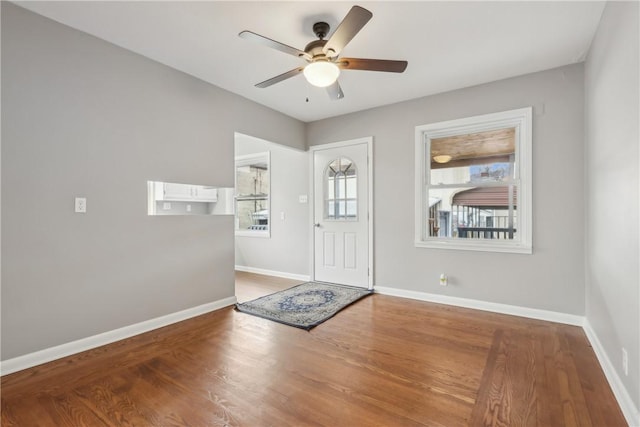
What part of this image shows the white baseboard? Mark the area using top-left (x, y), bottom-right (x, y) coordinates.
top-left (583, 320), bottom-right (640, 427)
top-left (235, 265), bottom-right (310, 282)
top-left (0, 296), bottom-right (237, 376)
top-left (374, 286), bottom-right (584, 326)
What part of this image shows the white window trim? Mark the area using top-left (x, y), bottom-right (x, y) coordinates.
top-left (414, 107), bottom-right (533, 254)
top-left (235, 152), bottom-right (271, 238)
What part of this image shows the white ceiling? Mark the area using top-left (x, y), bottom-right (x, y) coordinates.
top-left (16, 1), bottom-right (605, 123)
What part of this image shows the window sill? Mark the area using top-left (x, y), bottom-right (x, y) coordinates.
top-left (415, 239), bottom-right (532, 254)
top-left (235, 230), bottom-right (270, 238)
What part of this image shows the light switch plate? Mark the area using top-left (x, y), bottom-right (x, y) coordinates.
top-left (298, 195), bottom-right (308, 203)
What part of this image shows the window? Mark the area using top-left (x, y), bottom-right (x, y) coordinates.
top-left (325, 157), bottom-right (357, 220)
top-left (414, 107), bottom-right (532, 253)
top-left (235, 152), bottom-right (270, 237)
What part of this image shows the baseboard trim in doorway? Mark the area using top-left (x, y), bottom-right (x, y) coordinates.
top-left (235, 265), bottom-right (310, 282)
top-left (0, 296), bottom-right (237, 376)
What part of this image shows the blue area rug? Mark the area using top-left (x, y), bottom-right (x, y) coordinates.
top-left (235, 282), bottom-right (373, 330)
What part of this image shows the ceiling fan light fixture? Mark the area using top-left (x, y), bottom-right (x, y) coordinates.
top-left (433, 155), bottom-right (452, 164)
top-left (303, 61), bottom-right (340, 87)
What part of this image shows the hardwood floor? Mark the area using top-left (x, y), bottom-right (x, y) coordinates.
top-left (235, 271), bottom-right (301, 303)
top-left (1, 273), bottom-right (627, 426)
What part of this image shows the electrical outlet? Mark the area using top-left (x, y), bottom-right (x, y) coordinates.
top-left (622, 348), bottom-right (628, 376)
top-left (163, 202), bottom-right (171, 210)
top-left (74, 197), bottom-right (86, 213)
top-left (439, 273), bottom-right (448, 286)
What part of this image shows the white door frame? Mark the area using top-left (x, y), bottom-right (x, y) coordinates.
top-left (309, 137), bottom-right (374, 289)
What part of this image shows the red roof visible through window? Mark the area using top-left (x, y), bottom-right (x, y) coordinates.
top-left (452, 186), bottom-right (517, 209)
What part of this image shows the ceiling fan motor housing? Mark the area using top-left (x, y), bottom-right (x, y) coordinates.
top-left (305, 39), bottom-right (329, 60)
top-left (307, 22), bottom-right (337, 60)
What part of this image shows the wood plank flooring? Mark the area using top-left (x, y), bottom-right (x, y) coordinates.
top-left (1, 272), bottom-right (627, 426)
top-left (235, 271), bottom-right (300, 303)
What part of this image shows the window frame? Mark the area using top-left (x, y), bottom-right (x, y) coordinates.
top-left (235, 151), bottom-right (271, 238)
top-left (414, 107), bottom-right (533, 254)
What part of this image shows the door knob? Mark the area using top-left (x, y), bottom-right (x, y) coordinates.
top-left (314, 223), bottom-right (321, 228)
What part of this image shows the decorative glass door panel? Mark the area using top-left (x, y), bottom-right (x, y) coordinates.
top-left (325, 157), bottom-right (357, 220)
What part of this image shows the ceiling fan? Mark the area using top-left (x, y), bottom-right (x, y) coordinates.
top-left (239, 5), bottom-right (408, 100)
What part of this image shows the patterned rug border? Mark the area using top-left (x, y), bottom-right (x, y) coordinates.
top-left (235, 281), bottom-right (373, 330)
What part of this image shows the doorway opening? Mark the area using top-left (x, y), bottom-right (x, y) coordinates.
top-left (233, 133), bottom-right (310, 300)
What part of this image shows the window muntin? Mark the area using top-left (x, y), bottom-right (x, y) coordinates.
top-left (415, 108), bottom-right (532, 253)
top-left (235, 152), bottom-right (270, 237)
top-left (325, 157), bottom-right (357, 220)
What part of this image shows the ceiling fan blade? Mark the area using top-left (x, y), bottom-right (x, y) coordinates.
top-left (255, 67), bottom-right (304, 88)
top-left (323, 6), bottom-right (372, 57)
top-left (337, 58), bottom-right (408, 73)
top-left (326, 81), bottom-right (344, 100)
top-left (239, 31), bottom-right (311, 60)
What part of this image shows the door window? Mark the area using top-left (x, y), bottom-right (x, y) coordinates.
top-left (325, 157), bottom-right (357, 220)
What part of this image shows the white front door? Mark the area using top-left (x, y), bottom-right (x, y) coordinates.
top-left (312, 139), bottom-right (371, 288)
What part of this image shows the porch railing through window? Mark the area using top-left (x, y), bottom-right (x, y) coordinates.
top-left (453, 205), bottom-right (517, 240)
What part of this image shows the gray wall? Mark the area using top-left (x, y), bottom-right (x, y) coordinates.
top-left (585, 1), bottom-right (640, 410)
top-left (1, 3), bottom-right (304, 360)
top-left (234, 133), bottom-right (309, 276)
top-left (307, 64), bottom-right (586, 315)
